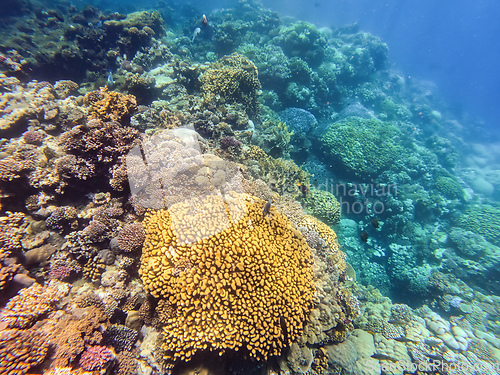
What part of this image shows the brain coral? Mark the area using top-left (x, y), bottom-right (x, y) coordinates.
top-left (320, 117), bottom-right (403, 178)
top-left (200, 53), bottom-right (261, 117)
top-left (139, 191), bottom-right (315, 367)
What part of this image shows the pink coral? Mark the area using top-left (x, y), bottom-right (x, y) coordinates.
top-left (79, 345), bottom-right (115, 371)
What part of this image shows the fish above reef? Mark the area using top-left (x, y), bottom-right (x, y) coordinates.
top-left (372, 218), bottom-right (379, 228)
top-left (424, 337), bottom-right (443, 347)
top-left (192, 27), bottom-right (201, 42)
top-left (360, 231), bottom-right (368, 243)
top-left (202, 13), bottom-right (208, 26)
top-left (106, 69), bottom-right (114, 88)
top-left (387, 319), bottom-right (406, 326)
top-left (262, 198), bottom-right (273, 216)
top-left (371, 353), bottom-right (398, 362)
top-left (393, 336), bottom-right (418, 344)
top-left (297, 182), bottom-right (309, 197)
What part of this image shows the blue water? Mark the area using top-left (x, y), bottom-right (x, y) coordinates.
top-left (260, 0), bottom-right (500, 137)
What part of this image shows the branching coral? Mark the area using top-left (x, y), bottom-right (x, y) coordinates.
top-left (200, 53), bottom-right (261, 117)
top-left (84, 87), bottom-right (137, 123)
top-left (0, 280), bottom-right (69, 329)
top-left (140, 192), bottom-right (315, 368)
top-left (0, 328), bottom-right (49, 375)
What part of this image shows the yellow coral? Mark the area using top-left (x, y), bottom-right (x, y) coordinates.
top-left (84, 87), bottom-right (137, 123)
top-left (140, 192), bottom-right (315, 367)
top-left (200, 53), bottom-right (261, 116)
top-left (243, 145), bottom-right (311, 196)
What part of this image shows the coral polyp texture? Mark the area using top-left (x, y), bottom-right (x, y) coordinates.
top-left (84, 87), bottom-right (137, 123)
top-left (0, 328), bottom-right (49, 375)
top-left (0, 280), bottom-right (69, 329)
top-left (140, 192), bottom-right (315, 368)
top-left (200, 53), bottom-right (261, 117)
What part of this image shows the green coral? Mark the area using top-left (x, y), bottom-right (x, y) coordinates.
top-left (256, 118), bottom-right (294, 158)
top-left (272, 21), bottom-right (327, 67)
top-left (320, 117), bottom-right (403, 178)
top-left (435, 176), bottom-right (464, 199)
top-left (457, 204), bottom-right (500, 246)
top-left (302, 187), bottom-right (341, 225)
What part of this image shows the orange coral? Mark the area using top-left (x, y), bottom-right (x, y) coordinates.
top-left (84, 87), bottom-right (137, 123)
top-left (0, 280), bottom-right (69, 329)
top-left (0, 328), bottom-right (49, 375)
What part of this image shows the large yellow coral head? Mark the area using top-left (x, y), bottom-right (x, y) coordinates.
top-left (140, 192), bottom-right (315, 367)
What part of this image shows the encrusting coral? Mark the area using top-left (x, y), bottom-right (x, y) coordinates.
top-left (140, 191), bottom-right (315, 368)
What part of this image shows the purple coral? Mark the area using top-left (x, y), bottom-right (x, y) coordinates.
top-left (220, 136), bottom-right (242, 149)
top-left (79, 345), bottom-right (115, 371)
top-left (22, 130), bottom-right (44, 145)
top-left (49, 265), bottom-right (72, 280)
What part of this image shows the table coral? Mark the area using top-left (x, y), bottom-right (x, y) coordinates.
top-left (200, 53), bottom-right (261, 117)
top-left (140, 192), bottom-right (315, 368)
top-left (0, 328), bottom-right (49, 375)
top-left (84, 87), bottom-right (137, 123)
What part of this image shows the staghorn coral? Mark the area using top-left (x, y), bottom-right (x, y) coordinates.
top-left (0, 280), bottom-right (69, 329)
top-left (84, 87), bottom-right (137, 123)
top-left (0, 328), bottom-right (49, 375)
top-left (140, 192), bottom-right (315, 368)
top-left (200, 53), bottom-right (261, 117)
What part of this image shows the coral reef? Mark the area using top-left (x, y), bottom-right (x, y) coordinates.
top-left (116, 223), bottom-right (145, 253)
top-left (0, 328), bottom-right (49, 375)
top-left (79, 345), bottom-right (115, 371)
top-left (1, 280), bottom-right (69, 329)
top-left (140, 192), bottom-right (315, 368)
top-left (200, 53), bottom-right (261, 117)
top-left (321, 117), bottom-right (403, 178)
top-left (301, 187), bottom-right (341, 226)
top-left (456, 204), bottom-right (500, 246)
top-left (84, 87), bottom-right (137, 124)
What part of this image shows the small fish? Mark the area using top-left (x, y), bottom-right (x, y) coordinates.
top-left (360, 231), bottom-right (368, 243)
top-left (202, 13), bottom-right (208, 26)
top-left (387, 319), bottom-right (406, 326)
top-left (192, 27), bottom-right (201, 42)
top-left (262, 198), bottom-right (273, 216)
top-left (371, 218), bottom-right (379, 228)
top-left (393, 336), bottom-right (418, 344)
top-left (371, 353), bottom-right (398, 362)
top-left (424, 352), bottom-right (445, 362)
top-left (297, 182), bottom-right (309, 197)
top-left (424, 337), bottom-right (443, 347)
top-left (106, 69), bottom-right (114, 87)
